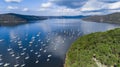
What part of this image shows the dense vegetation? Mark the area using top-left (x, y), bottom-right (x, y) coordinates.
top-left (82, 12), bottom-right (120, 24)
top-left (0, 13), bottom-right (47, 26)
top-left (65, 28), bottom-right (120, 67)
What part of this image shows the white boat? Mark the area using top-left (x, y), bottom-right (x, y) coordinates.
top-left (4, 63), bottom-right (10, 67)
top-left (0, 39), bottom-right (4, 42)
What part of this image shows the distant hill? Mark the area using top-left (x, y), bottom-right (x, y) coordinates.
top-left (0, 13), bottom-right (47, 26)
top-left (82, 12), bottom-right (120, 24)
top-left (0, 13), bottom-right (86, 26)
top-left (47, 15), bottom-right (86, 19)
top-left (65, 28), bottom-right (120, 67)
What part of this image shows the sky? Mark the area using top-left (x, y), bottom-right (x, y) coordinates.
top-left (0, 0), bottom-right (120, 16)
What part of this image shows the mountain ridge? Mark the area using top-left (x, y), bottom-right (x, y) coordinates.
top-left (82, 12), bottom-right (120, 24)
top-left (0, 13), bottom-right (47, 26)
top-left (0, 13), bottom-right (86, 26)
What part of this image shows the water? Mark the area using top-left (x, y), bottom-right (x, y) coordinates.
top-left (0, 19), bottom-right (119, 67)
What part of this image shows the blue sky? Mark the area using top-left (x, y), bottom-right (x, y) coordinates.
top-left (0, 0), bottom-right (120, 16)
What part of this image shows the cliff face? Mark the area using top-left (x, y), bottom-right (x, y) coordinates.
top-left (0, 13), bottom-right (47, 26)
top-left (82, 12), bottom-right (120, 24)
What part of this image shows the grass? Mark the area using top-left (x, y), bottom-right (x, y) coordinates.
top-left (65, 28), bottom-right (120, 67)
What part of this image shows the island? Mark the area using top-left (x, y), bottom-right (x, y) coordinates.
top-left (82, 12), bottom-right (120, 24)
top-left (0, 13), bottom-right (47, 26)
top-left (64, 28), bottom-right (120, 67)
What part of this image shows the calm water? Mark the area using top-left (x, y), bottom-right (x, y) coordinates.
top-left (0, 19), bottom-right (119, 67)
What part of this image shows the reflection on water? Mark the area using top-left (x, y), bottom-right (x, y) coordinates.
top-left (0, 19), bottom-right (119, 67)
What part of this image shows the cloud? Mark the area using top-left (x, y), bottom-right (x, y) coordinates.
top-left (4, 0), bottom-right (22, 3)
top-left (41, 2), bottom-right (53, 8)
top-left (98, 0), bottom-right (118, 3)
top-left (7, 6), bottom-right (18, 10)
top-left (7, 6), bottom-right (29, 12)
top-left (38, 1), bottom-right (80, 15)
top-left (80, 0), bottom-right (106, 11)
top-left (80, 0), bottom-right (120, 12)
top-left (22, 8), bottom-right (29, 11)
top-left (50, 0), bottom-right (120, 9)
top-left (50, 0), bottom-right (87, 8)
top-left (1, 0), bottom-right (120, 16)
top-left (38, 2), bottom-right (54, 11)
top-left (35, 0), bottom-right (120, 16)
top-left (37, 2), bottom-right (53, 11)
top-left (56, 6), bottom-right (75, 13)
top-left (108, 2), bottom-right (120, 9)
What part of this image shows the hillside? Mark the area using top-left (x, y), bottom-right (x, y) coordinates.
top-left (47, 15), bottom-right (85, 19)
top-left (0, 13), bottom-right (47, 26)
top-left (82, 12), bottom-right (120, 24)
top-left (65, 28), bottom-right (120, 67)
